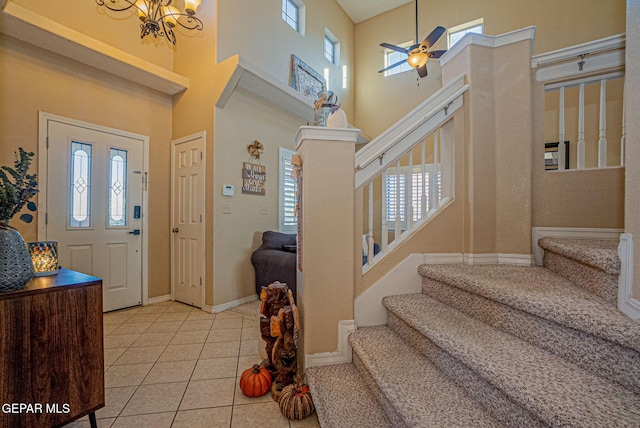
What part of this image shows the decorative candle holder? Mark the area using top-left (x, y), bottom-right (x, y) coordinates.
top-left (28, 241), bottom-right (59, 277)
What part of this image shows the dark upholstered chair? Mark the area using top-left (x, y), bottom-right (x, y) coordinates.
top-left (251, 231), bottom-right (297, 300)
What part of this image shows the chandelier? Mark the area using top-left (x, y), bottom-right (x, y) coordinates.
top-left (96, 0), bottom-right (203, 45)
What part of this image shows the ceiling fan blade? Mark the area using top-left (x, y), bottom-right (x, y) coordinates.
top-left (378, 59), bottom-right (408, 74)
top-left (421, 26), bottom-right (446, 49)
top-left (380, 42), bottom-right (409, 54)
top-left (427, 50), bottom-right (447, 59)
top-left (416, 64), bottom-right (428, 78)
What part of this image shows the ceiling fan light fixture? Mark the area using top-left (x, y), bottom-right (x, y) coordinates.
top-left (408, 52), bottom-right (429, 69)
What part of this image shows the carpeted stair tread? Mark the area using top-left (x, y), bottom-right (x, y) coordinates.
top-left (349, 325), bottom-right (504, 428)
top-left (306, 363), bottom-right (393, 428)
top-left (384, 293), bottom-right (640, 426)
top-left (418, 263), bottom-right (640, 352)
top-left (538, 237), bottom-right (620, 274)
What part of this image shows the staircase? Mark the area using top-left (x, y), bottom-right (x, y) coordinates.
top-left (306, 238), bottom-right (640, 427)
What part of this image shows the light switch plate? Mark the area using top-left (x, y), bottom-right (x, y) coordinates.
top-left (222, 203), bottom-right (231, 214)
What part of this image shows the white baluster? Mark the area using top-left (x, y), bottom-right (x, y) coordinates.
top-left (367, 182), bottom-right (374, 265)
top-left (408, 150), bottom-right (414, 230)
top-left (621, 78), bottom-right (626, 167)
top-left (395, 161), bottom-right (401, 240)
top-left (598, 79), bottom-right (608, 167)
top-left (421, 139), bottom-right (427, 217)
top-left (430, 130), bottom-right (440, 210)
top-left (381, 170), bottom-right (388, 252)
top-left (577, 83), bottom-right (586, 169)
top-left (558, 87), bottom-right (566, 170)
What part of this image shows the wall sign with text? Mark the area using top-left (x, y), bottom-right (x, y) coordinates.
top-left (242, 162), bottom-right (266, 196)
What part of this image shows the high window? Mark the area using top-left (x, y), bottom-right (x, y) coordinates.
top-left (448, 18), bottom-right (484, 49)
top-left (279, 147), bottom-right (297, 233)
top-left (282, 0), bottom-right (305, 35)
top-left (383, 41), bottom-right (413, 77)
top-left (324, 28), bottom-right (340, 65)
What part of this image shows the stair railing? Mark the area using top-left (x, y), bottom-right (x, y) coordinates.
top-left (356, 74), bottom-right (468, 271)
top-left (532, 34), bottom-right (625, 170)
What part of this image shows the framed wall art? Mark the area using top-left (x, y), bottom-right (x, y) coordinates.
top-left (289, 54), bottom-right (326, 100)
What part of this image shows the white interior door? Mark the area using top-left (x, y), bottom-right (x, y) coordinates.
top-left (172, 133), bottom-right (205, 308)
top-left (42, 115), bottom-right (146, 312)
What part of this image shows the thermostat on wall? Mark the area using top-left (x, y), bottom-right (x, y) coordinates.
top-left (222, 185), bottom-right (235, 196)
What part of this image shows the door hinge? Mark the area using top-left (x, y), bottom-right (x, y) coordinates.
top-left (199, 277), bottom-right (202, 286)
top-left (200, 151), bottom-right (203, 160)
top-left (45, 213), bottom-right (48, 224)
top-left (46, 137), bottom-right (49, 149)
top-left (200, 214), bottom-right (202, 223)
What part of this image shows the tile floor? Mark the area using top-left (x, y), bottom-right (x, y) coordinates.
top-left (68, 301), bottom-right (320, 428)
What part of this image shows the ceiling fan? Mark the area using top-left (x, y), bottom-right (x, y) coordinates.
top-left (378, 0), bottom-right (447, 78)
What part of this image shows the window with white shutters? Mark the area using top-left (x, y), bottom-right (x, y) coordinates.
top-left (279, 147), bottom-right (297, 233)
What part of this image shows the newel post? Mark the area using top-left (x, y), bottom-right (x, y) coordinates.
top-left (294, 126), bottom-right (360, 369)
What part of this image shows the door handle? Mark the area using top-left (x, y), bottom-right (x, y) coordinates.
top-left (128, 229), bottom-right (141, 235)
top-left (172, 228), bottom-right (179, 233)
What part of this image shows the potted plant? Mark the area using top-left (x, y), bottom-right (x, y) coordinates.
top-left (0, 148), bottom-right (38, 291)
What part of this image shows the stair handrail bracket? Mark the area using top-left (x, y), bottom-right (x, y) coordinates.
top-left (355, 74), bottom-right (468, 189)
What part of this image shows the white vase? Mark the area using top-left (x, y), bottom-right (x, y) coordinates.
top-left (326, 108), bottom-right (348, 128)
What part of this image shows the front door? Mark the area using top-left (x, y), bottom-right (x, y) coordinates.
top-left (171, 133), bottom-right (205, 308)
top-left (41, 113), bottom-right (146, 312)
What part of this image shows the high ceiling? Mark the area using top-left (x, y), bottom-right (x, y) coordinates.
top-left (336, 0), bottom-right (412, 24)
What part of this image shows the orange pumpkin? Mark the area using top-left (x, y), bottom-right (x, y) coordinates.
top-left (239, 364), bottom-right (272, 398)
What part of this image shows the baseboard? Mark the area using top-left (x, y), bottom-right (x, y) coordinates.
top-left (532, 227), bottom-right (623, 266)
top-left (212, 294), bottom-right (258, 314)
top-left (305, 320), bottom-right (357, 368)
top-left (618, 233), bottom-right (640, 323)
top-left (463, 253), bottom-right (534, 265)
top-left (147, 294), bottom-right (171, 305)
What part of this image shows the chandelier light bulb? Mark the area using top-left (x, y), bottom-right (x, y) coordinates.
top-left (184, 0), bottom-right (202, 15)
top-left (163, 5), bottom-right (181, 27)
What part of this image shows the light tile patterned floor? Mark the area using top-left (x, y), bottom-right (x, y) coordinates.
top-left (68, 301), bottom-right (320, 428)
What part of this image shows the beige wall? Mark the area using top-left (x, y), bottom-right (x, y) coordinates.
top-left (354, 0), bottom-right (626, 139)
top-left (626, 0), bottom-right (640, 300)
top-left (212, 89), bottom-right (301, 305)
top-left (0, 34), bottom-right (173, 299)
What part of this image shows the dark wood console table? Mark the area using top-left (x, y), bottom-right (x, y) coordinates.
top-left (0, 269), bottom-right (105, 428)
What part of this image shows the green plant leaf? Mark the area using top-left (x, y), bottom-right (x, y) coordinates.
top-left (27, 201), bottom-right (37, 211)
top-left (20, 213), bottom-right (33, 223)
